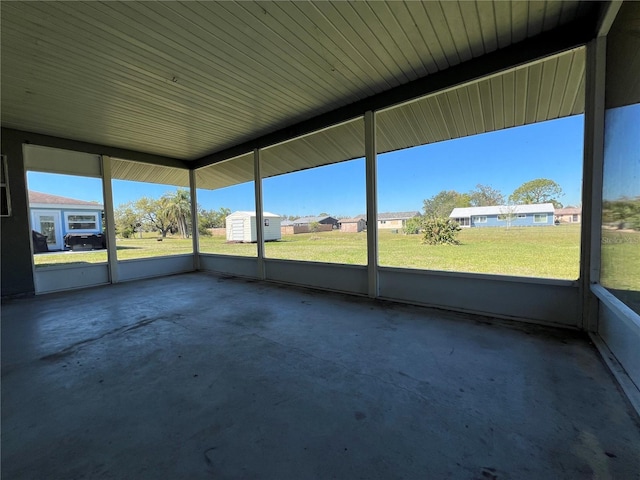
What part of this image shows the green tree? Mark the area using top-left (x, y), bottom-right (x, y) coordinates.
top-left (422, 217), bottom-right (461, 245)
top-left (163, 188), bottom-right (191, 238)
top-left (603, 197), bottom-right (640, 230)
top-left (509, 179), bottom-right (563, 208)
top-left (198, 207), bottom-right (230, 235)
top-left (114, 201), bottom-right (140, 238)
top-left (469, 184), bottom-right (504, 207)
top-left (423, 190), bottom-right (471, 218)
top-left (136, 197), bottom-right (173, 237)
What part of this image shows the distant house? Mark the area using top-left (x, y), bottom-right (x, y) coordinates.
top-left (377, 211), bottom-right (421, 229)
top-left (291, 215), bottom-right (339, 233)
top-left (449, 203), bottom-right (555, 227)
top-left (28, 191), bottom-right (104, 251)
top-left (293, 215), bottom-right (339, 228)
top-left (280, 219), bottom-right (295, 235)
top-left (339, 217), bottom-right (366, 233)
top-left (555, 207), bottom-right (582, 224)
top-left (226, 211), bottom-right (281, 242)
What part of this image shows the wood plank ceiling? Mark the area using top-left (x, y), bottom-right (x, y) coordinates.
top-left (2, 0), bottom-right (596, 179)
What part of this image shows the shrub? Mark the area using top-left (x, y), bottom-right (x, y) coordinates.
top-left (198, 223), bottom-right (212, 236)
top-left (402, 216), bottom-right (423, 235)
top-left (422, 217), bottom-right (461, 245)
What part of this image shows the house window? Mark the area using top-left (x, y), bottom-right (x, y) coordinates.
top-left (380, 220), bottom-right (387, 224)
top-left (1, 155), bottom-right (10, 217)
top-left (475, 216), bottom-right (487, 223)
top-left (533, 214), bottom-right (548, 223)
top-left (264, 218), bottom-right (270, 227)
top-left (66, 213), bottom-right (98, 230)
top-left (517, 214), bottom-right (527, 218)
top-left (497, 215), bottom-right (506, 221)
top-left (572, 214), bottom-right (579, 222)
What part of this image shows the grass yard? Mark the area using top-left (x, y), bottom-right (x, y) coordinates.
top-left (380, 225), bottom-right (582, 279)
top-left (33, 236), bottom-right (194, 267)
top-left (600, 229), bottom-right (640, 315)
top-left (34, 225), bottom-right (583, 280)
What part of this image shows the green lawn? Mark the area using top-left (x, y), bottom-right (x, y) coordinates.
top-left (34, 225), bottom-right (583, 280)
top-left (601, 229), bottom-right (640, 290)
top-left (380, 225), bottom-right (582, 279)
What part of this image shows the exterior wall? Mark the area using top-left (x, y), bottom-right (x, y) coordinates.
top-left (262, 217), bottom-right (282, 241)
top-left (226, 215), bottom-right (281, 242)
top-left (378, 219), bottom-right (405, 229)
top-left (556, 214), bottom-right (581, 224)
top-left (1, 129), bottom-right (35, 296)
top-left (31, 207), bottom-right (103, 236)
top-left (469, 213), bottom-right (553, 227)
top-left (341, 221), bottom-right (364, 233)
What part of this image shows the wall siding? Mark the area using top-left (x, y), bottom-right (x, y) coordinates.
top-left (31, 207), bottom-right (104, 237)
top-left (469, 213), bottom-right (552, 227)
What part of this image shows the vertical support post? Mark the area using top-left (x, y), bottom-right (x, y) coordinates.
top-left (100, 155), bottom-right (119, 284)
top-left (254, 148), bottom-right (265, 280)
top-left (365, 111), bottom-right (378, 298)
top-left (581, 37), bottom-right (607, 332)
top-left (189, 169), bottom-right (200, 271)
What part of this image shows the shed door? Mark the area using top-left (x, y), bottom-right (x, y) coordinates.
top-left (31, 210), bottom-right (63, 250)
top-left (231, 219), bottom-right (244, 240)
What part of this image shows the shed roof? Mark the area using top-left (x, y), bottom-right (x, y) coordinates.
top-left (450, 204), bottom-right (555, 217)
top-left (28, 191), bottom-right (103, 209)
top-left (226, 211), bottom-right (280, 219)
top-left (294, 216), bottom-right (338, 224)
top-left (555, 207), bottom-right (582, 215)
top-left (377, 211), bottom-right (421, 221)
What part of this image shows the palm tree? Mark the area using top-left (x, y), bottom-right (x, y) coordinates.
top-left (163, 189), bottom-right (191, 238)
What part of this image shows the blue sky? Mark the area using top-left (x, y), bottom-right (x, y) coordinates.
top-left (27, 115), bottom-right (585, 217)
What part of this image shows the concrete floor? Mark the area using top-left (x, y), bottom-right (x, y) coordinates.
top-left (2, 272), bottom-right (639, 480)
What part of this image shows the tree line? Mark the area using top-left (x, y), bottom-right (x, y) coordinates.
top-left (603, 197), bottom-right (640, 231)
top-left (114, 188), bottom-right (230, 238)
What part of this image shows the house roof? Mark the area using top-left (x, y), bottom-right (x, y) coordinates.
top-left (378, 211), bottom-right (421, 221)
top-left (555, 207), bottom-right (582, 215)
top-left (450, 204), bottom-right (555, 217)
top-left (226, 211), bottom-right (280, 219)
top-left (340, 218), bottom-right (365, 223)
top-left (293, 216), bottom-right (337, 224)
top-left (28, 191), bottom-right (103, 209)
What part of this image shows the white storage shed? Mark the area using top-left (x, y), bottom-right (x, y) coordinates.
top-left (225, 211), bottom-right (282, 243)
